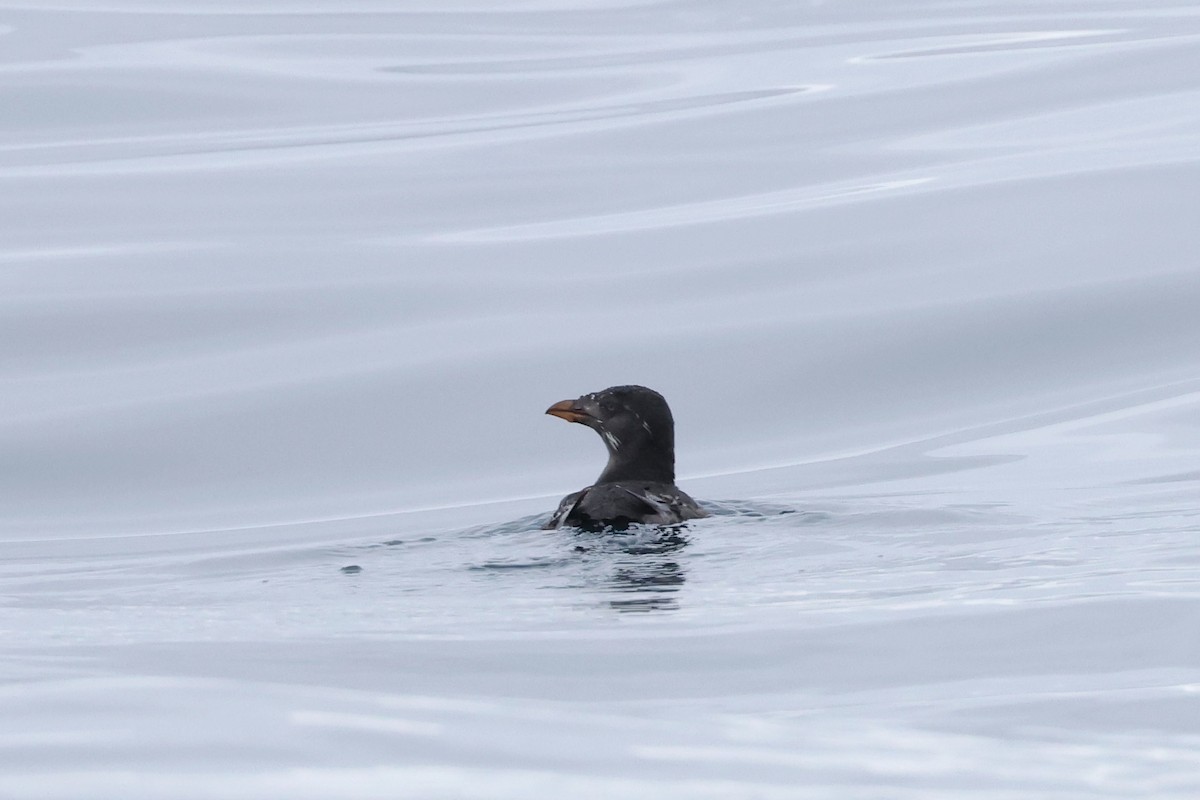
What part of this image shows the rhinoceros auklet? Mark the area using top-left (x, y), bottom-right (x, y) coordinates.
top-left (544, 385), bottom-right (708, 531)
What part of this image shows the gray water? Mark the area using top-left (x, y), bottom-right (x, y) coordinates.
top-left (2, 1), bottom-right (1200, 797)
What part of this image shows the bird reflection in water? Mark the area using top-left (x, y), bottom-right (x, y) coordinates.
top-left (575, 527), bottom-right (689, 613)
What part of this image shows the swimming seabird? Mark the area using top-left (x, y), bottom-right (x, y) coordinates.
top-left (544, 385), bottom-right (707, 530)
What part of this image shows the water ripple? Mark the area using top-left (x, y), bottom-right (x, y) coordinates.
top-left (3, 2), bottom-right (1200, 794)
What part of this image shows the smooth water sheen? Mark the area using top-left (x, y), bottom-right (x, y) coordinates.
top-left (3, 1), bottom-right (1200, 797)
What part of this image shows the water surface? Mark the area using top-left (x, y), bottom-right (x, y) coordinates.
top-left (2, 1), bottom-right (1200, 797)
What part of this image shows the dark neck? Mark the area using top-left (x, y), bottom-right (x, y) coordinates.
top-left (595, 442), bottom-right (675, 485)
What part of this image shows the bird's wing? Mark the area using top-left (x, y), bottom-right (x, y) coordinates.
top-left (618, 486), bottom-right (696, 524)
top-left (545, 489), bottom-right (586, 530)
top-left (620, 485), bottom-right (709, 523)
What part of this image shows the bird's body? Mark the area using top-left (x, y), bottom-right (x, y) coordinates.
top-left (544, 385), bottom-right (707, 531)
top-left (547, 482), bottom-right (705, 531)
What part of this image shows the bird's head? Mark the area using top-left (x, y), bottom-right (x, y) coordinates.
top-left (546, 385), bottom-right (676, 484)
